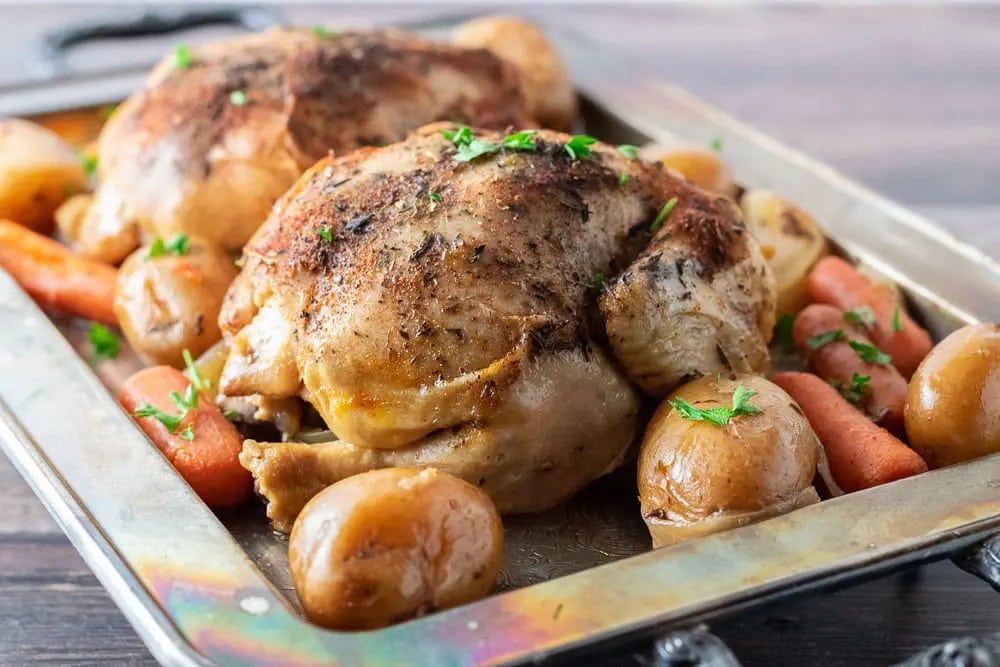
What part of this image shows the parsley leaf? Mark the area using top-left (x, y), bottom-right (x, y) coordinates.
top-left (591, 271), bottom-right (606, 295)
top-left (134, 404), bottom-right (183, 433)
top-left (668, 383), bottom-right (763, 427)
top-left (169, 384), bottom-right (199, 414)
top-left (182, 349), bottom-right (211, 393)
top-left (173, 44), bottom-right (193, 70)
top-left (311, 24), bottom-right (336, 37)
top-left (81, 153), bottom-right (98, 177)
top-left (843, 306), bottom-right (876, 329)
top-left (649, 197), bottom-right (678, 233)
top-left (709, 137), bottom-right (724, 152)
top-left (617, 144), bottom-right (639, 160)
top-left (832, 373), bottom-right (871, 404)
top-left (428, 192), bottom-right (443, 202)
top-left (772, 313), bottom-right (796, 352)
top-left (230, 90), bottom-right (248, 106)
top-left (179, 424), bottom-right (195, 441)
top-left (318, 227), bottom-right (334, 243)
top-left (147, 234), bottom-right (189, 259)
top-left (892, 305), bottom-right (903, 332)
top-left (223, 409), bottom-right (241, 422)
top-left (88, 322), bottom-right (119, 360)
top-left (618, 173), bottom-right (630, 187)
top-left (849, 341), bottom-right (892, 366)
top-left (99, 104), bottom-right (118, 120)
top-left (455, 137), bottom-right (500, 162)
top-left (564, 135), bottom-right (597, 160)
top-left (807, 329), bottom-right (845, 350)
top-left (442, 126), bottom-right (472, 145)
top-left (502, 129), bottom-right (537, 151)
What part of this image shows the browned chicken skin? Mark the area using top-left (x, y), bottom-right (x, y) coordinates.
top-left (220, 124), bottom-right (775, 530)
top-left (70, 28), bottom-right (532, 262)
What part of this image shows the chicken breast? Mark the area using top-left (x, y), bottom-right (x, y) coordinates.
top-left (70, 28), bottom-right (532, 263)
top-left (220, 124), bottom-right (774, 528)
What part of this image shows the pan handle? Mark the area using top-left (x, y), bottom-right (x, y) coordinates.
top-left (35, 6), bottom-right (284, 77)
top-left (953, 533), bottom-right (1000, 592)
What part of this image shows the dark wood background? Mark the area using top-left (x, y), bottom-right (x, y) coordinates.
top-left (1, 4), bottom-right (998, 666)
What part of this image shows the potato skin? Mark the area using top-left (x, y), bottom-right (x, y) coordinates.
top-left (453, 15), bottom-right (576, 131)
top-left (0, 119), bottom-right (88, 234)
top-left (904, 323), bottom-right (1000, 468)
top-left (638, 374), bottom-right (820, 547)
top-left (289, 468), bottom-right (504, 630)
top-left (114, 236), bottom-right (237, 366)
top-left (740, 189), bottom-right (828, 317)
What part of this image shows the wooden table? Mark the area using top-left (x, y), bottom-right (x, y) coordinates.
top-left (1, 5), bottom-right (998, 666)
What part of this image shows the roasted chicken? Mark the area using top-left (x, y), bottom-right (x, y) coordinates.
top-left (64, 27), bottom-right (533, 263)
top-left (219, 123), bottom-right (775, 530)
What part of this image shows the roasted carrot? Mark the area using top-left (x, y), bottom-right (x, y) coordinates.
top-left (0, 219), bottom-right (117, 323)
top-left (793, 303), bottom-right (908, 434)
top-left (118, 366), bottom-right (251, 508)
top-left (808, 256), bottom-right (932, 378)
top-left (772, 372), bottom-right (927, 493)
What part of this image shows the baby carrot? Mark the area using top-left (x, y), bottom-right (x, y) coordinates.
top-left (118, 365), bottom-right (251, 508)
top-left (0, 219), bottom-right (117, 323)
top-left (807, 256), bottom-right (932, 378)
top-left (772, 371), bottom-right (927, 493)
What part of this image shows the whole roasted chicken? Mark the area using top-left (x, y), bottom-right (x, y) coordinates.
top-left (62, 27), bottom-right (532, 263)
top-left (220, 124), bottom-right (775, 530)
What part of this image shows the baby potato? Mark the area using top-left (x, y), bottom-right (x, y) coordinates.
top-left (658, 149), bottom-right (738, 199)
top-left (905, 323), bottom-right (1000, 468)
top-left (638, 374), bottom-right (822, 548)
top-left (740, 189), bottom-right (828, 316)
top-left (453, 15), bottom-right (576, 131)
top-left (0, 118), bottom-right (88, 234)
top-left (289, 468), bottom-right (504, 630)
top-left (114, 235), bottom-right (237, 367)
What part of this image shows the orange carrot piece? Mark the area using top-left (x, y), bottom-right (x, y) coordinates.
top-left (807, 256), bottom-right (932, 378)
top-left (0, 219), bottom-right (117, 323)
top-left (118, 366), bottom-right (251, 508)
top-left (772, 371), bottom-right (927, 493)
top-left (792, 303), bottom-right (908, 434)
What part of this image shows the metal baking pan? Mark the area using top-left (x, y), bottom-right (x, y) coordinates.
top-left (1, 11), bottom-right (999, 667)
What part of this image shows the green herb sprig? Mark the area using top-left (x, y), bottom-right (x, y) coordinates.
top-left (173, 44), bottom-right (193, 69)
top-left (843, 306), bottom-right (877, 329)
top-left (849, 341), bottom-right (892, 366)
top-left (564, 135), bottom-right (597, 160)
top-left (892, 305), bottom-right (903, 332)
top-left (831, 373), bottom-right (871, 404)
top-left (668, 383), bottom-right (763, 427)
top-left (649, 197), bottom-right (678, 233)
top-left (617, 144), bottom-right (639, 160)
top-left (147, 234), bottom-right (189, 259)
top-left (807, 329), bottom-right (845, 350)
top-left (89, 322), bottom-right (119, 360)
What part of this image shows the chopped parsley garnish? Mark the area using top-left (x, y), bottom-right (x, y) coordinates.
top-left (311, 24), bottom-right (336, 37)
top-left (772, 313), bottom-right (796, 352)
top-left (649, 197), bottom-right (678, 233)
top-left (564, 134), bottom-right (597, 160)
top-left (81, 153), bottom-right (98, 177)
top-left (318, 227), bottom-right (334, 243)
top-left (843, 306), bottom-right (876, 329)
top-left (230, 90), bottom-right (248, 106)
top-left (170, 384), bottom-right (199, 414)
top-left (617, 144), bottom-right (639, 160)
top-left (223, 409), bottom-right (241, 422)
top-left (832, 373), bottom-right (871, 404)
top-left (134, 404), bottom-right (183, 432)
top-left (807, 328), bottom-right (845, 350)
top-left (173, 44), bottom-right (193, 69)
top-left (99, 104), bottom-right (118, 120)
top-left (669, 383), bottom-right (763, 427)
top-left (892, 305), bottom-right (903, 332)
top-left (428, 192), bottom-right (443, 202)
top-left (88, 322), bottom-right (119, 360)
top-left (442, 126), bottom-right (473, 145)
top-left (591, 271), bottom-right (606, 294)
top-left (179, 424), bottom-right (195, 441)
top-left (147, 234), bottom-right (189, 259)
top-left (849, 341), bottom-right (892, 366)
top-left (455, 137), bottom-right (501, 162)
top-left (709, 137), bottom-right (724, 152)
top-left (502, 129), bottom-right (537, 151)
top-left (618, 173), bottom-right (630, 187)
top-left (182, 349), bottom-right (211, 393)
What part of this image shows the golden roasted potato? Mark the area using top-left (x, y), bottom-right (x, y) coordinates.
top-left (289, 468), bottom-right (504, 630)
top-left (658, 149), bottom-right (737, 199)
top-left (114, 235), bottom-right (237, 366)
top-left (905, 323), bottom-right (1000, 468)
top-left (0, 118), bottom-right (88, 233)
top-left (453, 15), bottom-right (576, 131)
top-left (740, 189), bottom-right (828, 316)
top-left (638, 374), bottom-right (822, 547)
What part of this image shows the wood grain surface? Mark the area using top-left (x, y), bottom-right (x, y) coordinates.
top-left (1, 4), bottom-right (998, 667)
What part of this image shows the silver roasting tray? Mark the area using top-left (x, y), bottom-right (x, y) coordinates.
top-left (0, 10), bottom-right (998, 667)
